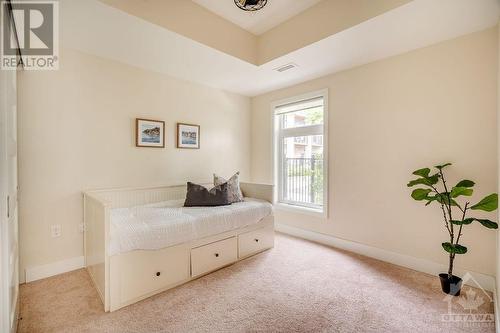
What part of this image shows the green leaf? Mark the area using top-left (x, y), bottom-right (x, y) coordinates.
top-left (425, 196), bottom-right (438, 206)
top-left (427, 174), bottom-right (439, 185)
top-left (407, 175), bottom-right (439, 188)
top-left (435, 193), bottom-right (458, 206)
top-left (411, 188), bottom-right (432, 201)
top-left (450, 218), bottom-right (474, 225)
top-left (474, 219), bottom-right (498, 229)
top-left (450, 187), bottom-right (473, 198)
top-left (470, 194), bottom-right (498, 212)
top-left (412, 168), bottom-right (430, 178)
top-left (435, 163), bottom-right (452, 170)
top-left (456, 180), bottom-right (475, 188)
top-left (442, 242), bottom-right (467, 254)
top-left (407, 178), bottom-right (428, 187)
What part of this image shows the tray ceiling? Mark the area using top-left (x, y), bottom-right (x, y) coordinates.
top-left (63, 0), bottom-right (499, 96)
top-left (192, 0), bottom-right (322, 35)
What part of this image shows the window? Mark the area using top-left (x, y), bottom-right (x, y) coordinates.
top-left (273, 90), bottom-right (328, 215)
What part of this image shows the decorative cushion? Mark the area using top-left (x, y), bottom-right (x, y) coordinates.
top-left (184, 182), bottom-right (231, 207)
top-left (214, 172), bottom-right (244, 203)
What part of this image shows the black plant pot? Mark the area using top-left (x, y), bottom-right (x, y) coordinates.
top-left (439, 273), bottom-right (462, 296)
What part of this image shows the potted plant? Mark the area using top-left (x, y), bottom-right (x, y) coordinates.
top-left (407, 163), bottom-right (498, 296)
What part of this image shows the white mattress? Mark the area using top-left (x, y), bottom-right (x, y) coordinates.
top-left (109, 198), bottom-right (273, 255)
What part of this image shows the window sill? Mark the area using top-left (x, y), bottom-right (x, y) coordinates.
top-left (274, 202), bottom-right (327, 219)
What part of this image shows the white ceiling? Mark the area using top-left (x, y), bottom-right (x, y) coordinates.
top-left (192, 0), bottom-right (322, 35)
top-left (61, 0), bottom-right (499, 97)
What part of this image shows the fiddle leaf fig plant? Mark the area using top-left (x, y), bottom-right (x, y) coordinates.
top-left (407, 163), bottom-right (498, 280)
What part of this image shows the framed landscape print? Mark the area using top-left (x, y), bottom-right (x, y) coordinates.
top-left (136, 118), bottom-right (165, 148)
top-left (177, 123), bottom-right (200, 149)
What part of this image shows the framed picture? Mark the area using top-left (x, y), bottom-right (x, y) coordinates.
top-left (136, 118), bottom-right (165, 148)
top-left (177, 123), bottom-right (200, 149)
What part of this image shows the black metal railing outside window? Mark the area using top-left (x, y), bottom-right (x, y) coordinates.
top-left (283, 157), bottom-right (323, 207)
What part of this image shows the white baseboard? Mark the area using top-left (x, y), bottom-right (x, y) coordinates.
top-left (276, 223), bottom-right (496, 292)
top-left (25, 256), bottom-right (84, 283)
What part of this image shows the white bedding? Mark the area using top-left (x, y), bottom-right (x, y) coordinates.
top-left (109, 198), bottom-right (273, 255)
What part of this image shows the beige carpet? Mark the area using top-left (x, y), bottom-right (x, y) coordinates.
top-left (18, 233), bottom-right (494, 333)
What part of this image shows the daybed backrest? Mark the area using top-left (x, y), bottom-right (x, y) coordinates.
top-left (85, 185), bottom-right (189, 208)
top-left (240, 182), bottom-right (274, 203)
top-left (84, 182), bottom-right (274, 209)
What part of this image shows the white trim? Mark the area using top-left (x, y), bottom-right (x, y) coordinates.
top-left (275, 223), bottom-right (496, 292)
top-left (494, 283), bottom-right (499, 333)
top-left (271, 88), bottom-right (329, 218)
top-left (271, 101), bottom-right (279, 206)
top-left (25, 256), bottom-right (84, 283)
top-left (275, 202), bottom-right (325, 219)
top-left (270, 89), bottom-right (328, 111)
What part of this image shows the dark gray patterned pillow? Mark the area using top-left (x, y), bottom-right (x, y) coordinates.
top-left (214, 172), bottom-right (244, 203)
top-left (184, 182), bottom-right (231, 207)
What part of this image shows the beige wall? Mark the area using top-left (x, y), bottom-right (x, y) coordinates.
top-left (251, 28), bottom-right (498, 275)
top-left (496, 21), bottom-right (500, 304)
top-left (17, 48), bottom-right (251, 282)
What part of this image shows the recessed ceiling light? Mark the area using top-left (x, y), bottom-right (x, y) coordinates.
top-left (274, 63), bottom-right (298, 73)
top-left (234, 0), bottom-right (268, 12)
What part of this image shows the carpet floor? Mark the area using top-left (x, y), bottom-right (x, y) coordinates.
top-left (18, 233), bottom-right (495, 333)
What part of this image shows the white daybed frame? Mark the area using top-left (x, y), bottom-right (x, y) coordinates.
top-left (83, 182), bottom-right (274, 312)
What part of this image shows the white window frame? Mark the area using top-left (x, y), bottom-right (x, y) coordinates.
top-left (271, 89), bottom-right (329, 219)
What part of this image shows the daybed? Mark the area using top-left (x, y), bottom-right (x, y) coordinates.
top-left (83, 182), bottom-right (274, 312)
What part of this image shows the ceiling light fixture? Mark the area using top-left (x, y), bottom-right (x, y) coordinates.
top-left (234, 0), bottom-right (268, 12)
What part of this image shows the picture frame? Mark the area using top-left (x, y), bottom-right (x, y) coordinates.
top-left (177, 123), bottom-right (200, 149)
top-left (135, 118), bottom-right (165, 148)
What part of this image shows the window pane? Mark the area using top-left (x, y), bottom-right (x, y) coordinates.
top-left (282, 106), bottom-right (323, 129)
top-left (282, 135), bottom-right (323, 207)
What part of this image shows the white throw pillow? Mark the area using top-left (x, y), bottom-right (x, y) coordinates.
top-left (213, 172), bottom-right (244, 203)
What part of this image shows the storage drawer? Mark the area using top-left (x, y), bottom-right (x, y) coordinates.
top-left (238, 225), bottom-right (274, 259)
top-left (114, 243), bottom-right (190, 305)
top-left (191, 237), bottom-right (237, 278)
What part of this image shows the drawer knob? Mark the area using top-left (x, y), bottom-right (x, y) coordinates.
top-left (214, 253), bottom-right (219, 257)
top-left (255, 238), bottom-right (259, 242)
top-left (156, 272), bottom-right (161, 277)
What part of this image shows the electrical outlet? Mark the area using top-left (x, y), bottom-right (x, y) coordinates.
top-left (79, 223), bottom-right (85, 233)
top-left (50, 224), bottom-right (61, 238)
